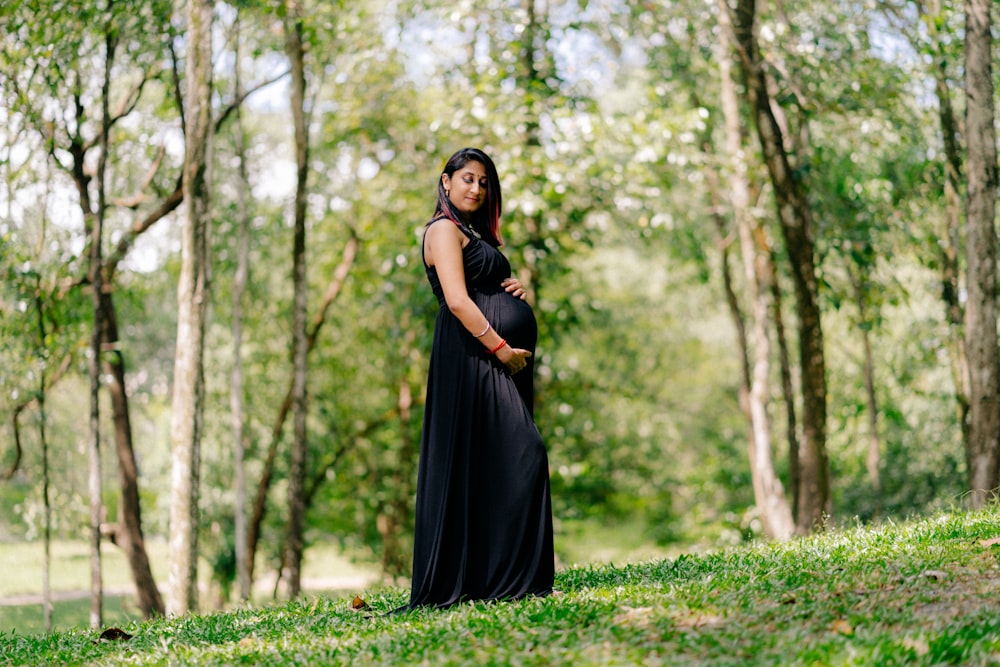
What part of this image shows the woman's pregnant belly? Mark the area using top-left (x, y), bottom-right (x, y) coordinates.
top-left (474, 289), bottom-right (537, 353)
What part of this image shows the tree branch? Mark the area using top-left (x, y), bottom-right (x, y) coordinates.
top-left (2, 354), bottom-right (73, 480)
top-left (2, 411), bottom-right (24, 481)
top-left (111, 145), bottom-right (167, 209)
top-left (215, 69), bottom-right (290, 132)
top-left (83, 69), bottom-right (158, 153)
top-left (105, 176), bottom-right (184, 273)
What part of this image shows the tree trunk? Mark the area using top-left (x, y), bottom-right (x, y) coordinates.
top-left (34, 290), bottom-right (53, 632)
top-left (932, 57), bottom-right (970, 441)
top-left (847, 264), bottom-right (881, 508)
top-left (87, 142), bottom-right (104, 631)
top-left (914, 0), bottom-right (971, 462)
top-left (100, 293), bottom-right (166, 617)
top-left (86, 14), bottom-right (122, 628)
top-left (769, 258), bottom-right (799, 515)
top-left (515, 0), bottom-right (547, 308)
top-left (230, 12), bottom-right (252, 605)
top-left (69, 67), bottom-right (166, 623)
top-left (962, 0), bottom-right (1000, 508)
top-left (731, 0), bottom-right (829, 533)
top-left (282, 0), bottom-right (310, 600)
top-left (715, 0), bottom-right (793, 539)
top-left (378, 318), bottom-right (418, 578)
top-left (168, 0), bottom-right (213, 616)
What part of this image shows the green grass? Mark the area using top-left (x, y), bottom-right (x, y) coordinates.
top-left (2, 509), bottom-right (1000, 666)
top-left (0, 596), bottom-right (139, 642)
top-left (0, 520), bottom-right (670, 636)
top-left (0, 539), bottom-right (376, 636)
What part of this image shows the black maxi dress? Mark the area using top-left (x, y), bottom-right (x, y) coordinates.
top-left (406, 221), bottom-right (555, 609)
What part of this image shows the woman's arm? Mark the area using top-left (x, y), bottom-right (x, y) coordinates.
top-left (424, 221), bottom-right (531, 373)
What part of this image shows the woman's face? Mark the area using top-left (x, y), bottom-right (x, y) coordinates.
top-left (443, 160), bottom-right (488, 217)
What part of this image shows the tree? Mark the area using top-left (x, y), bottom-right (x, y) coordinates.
top-left (2, 0), bottom-right (179, 618)
top-left (730, 0), bottom-right (830, 532)
top-left (2, 0), bottom-right (992, 594)
top-left (168, 0), bottom-right (213, 615)
top-left (962, 0), bottom-right (999, 507)
top-left (86, 15), bottom-right (114, 627)
top-left (902, 0), bottom-right (970, 444)
top-left (714, 0), bottom-right (794, 539)
top-left (282, 0), bottom-right (311, 600)
top-left (29, 278), bottom-right (55, 631)
top-left (229, 12), bottom-right (253, 605)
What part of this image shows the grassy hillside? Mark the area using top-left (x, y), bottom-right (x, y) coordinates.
top-left (2, 509), bottom-right (999, 666)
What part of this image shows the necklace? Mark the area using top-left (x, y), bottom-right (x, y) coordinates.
top-left (464, 221), bottom-right (482, 239)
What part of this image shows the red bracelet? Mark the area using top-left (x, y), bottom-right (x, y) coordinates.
top-left (488, 339), bottom-right (507, 355)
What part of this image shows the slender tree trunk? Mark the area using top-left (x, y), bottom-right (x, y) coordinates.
top-left (282, 0), bottom-right (310, 600)
top-left (168, 0), bottom-right (213, 615)
top-left (67, 26), bottom-right (165, 619)
top-left (715, 0), bottom-right (793, 539)
top-left (768, 259), bottom-right (799, 514)
top-left (86, 11), bottom-right (122, 626)
top-left (34, 288), bottom-right (53, 632)
top-left (515, 0), bottom-right (546, 308)
top-left (847, 264), bottom-right (881, 507)
top-left (88, 140), bottom-right (104, 631)
top-left (229, 124), bottom-right (250, 601)
top-left (963, 0), bottom-right (1000, 508)
top-left (912, 0), bottom-right (970, 454)
top-left (100, 294), bottom-right (165, 617)
top-left (933, 60), bottom-right (970, 441)
top-left (231, 24), bottom-right (252, 604)
top-left (731, 0), bottom-right (829, 533)
top-left (378, 318), bottom-right (417, 578)
top-left (246, 233), bottom-right (357, 585)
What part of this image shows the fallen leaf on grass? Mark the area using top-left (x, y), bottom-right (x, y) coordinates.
top-left (902, 637), bottom-right (929, 656)
top-left (674, 613), bottom-right (724, 630)
top-left (829, 619), bottom-right (854, 636)
top-left (351, 595), bottom-right (369, 611)
top-left (979, 537), bottom-right (1000, 548)
top-left (613, 606), bottom-right (654, 629)
top-left (238, 637), bottom-right (255, 649)
top-left (97, 627), bottom-right (133, 642)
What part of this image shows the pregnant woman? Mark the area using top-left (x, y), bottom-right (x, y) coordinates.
top-left (404, 147), bottom-right (555, 610)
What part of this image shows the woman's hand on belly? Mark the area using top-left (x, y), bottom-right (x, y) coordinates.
top-left (501, 277), bottom-right (527, 300)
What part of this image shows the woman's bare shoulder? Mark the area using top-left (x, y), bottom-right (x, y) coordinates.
top-left (425, 218), bottom-right (465, 243)
top-left (426, 216), bottom-right (456, 231)
top-left (424, 217), bottom-right (466, 266)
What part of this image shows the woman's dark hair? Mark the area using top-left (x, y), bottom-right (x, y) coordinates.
top-left (432, 147), bottom-right (503, 246)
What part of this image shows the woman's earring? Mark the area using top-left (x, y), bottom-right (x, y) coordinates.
top-left (445, 190), bottom-right (450, 196)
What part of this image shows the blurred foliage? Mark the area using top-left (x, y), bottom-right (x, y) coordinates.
top-left (0, 0), bottom-right (977, 598)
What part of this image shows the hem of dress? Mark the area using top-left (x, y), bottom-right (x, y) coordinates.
top-left (387, 588), bottom-right (555, 616)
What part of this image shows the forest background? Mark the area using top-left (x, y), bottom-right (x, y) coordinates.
top-left (1, 0), bottom-right (998, 629)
